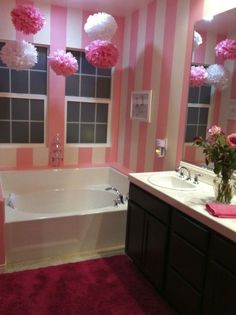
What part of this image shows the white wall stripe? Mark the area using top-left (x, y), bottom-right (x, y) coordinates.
top-left (129, 6), bottom-right (147, 171)
top-left (34, 2), bottom-right (51, 45)
top-left (92, 147), bottom-right (106, 164)
top-left (0, 0), bottom-right (16, 41)
top-left (66, 8), bottom-right (82, 49)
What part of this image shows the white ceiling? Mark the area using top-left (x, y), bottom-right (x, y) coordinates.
top-left (37, 0), bottom-right (152, 16)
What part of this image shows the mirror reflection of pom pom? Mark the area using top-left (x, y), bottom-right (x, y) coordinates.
top-left (206, 64), bottom-right (229, 90)
top-left (85, 40), bottom-right (119, 68)
top-left (215, 38), bottom-right (236, 60)
top-left (193, 31), bottom-right (202, 50)
top-left (84, 12), bottom-right (117, 41)
top-left (48, 50), bottom-right (78, 76)
top-left (11, 4), bottom-right (45, 35)
top-left (0, 40), bottom-right (38, 70)
top-left (190, 65), bottom-right (208, 87)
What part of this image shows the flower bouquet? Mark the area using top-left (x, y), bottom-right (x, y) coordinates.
top-left (194, 125), bottom-right (236, 203)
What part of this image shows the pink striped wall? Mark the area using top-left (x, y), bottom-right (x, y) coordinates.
top-left (48, 5), bottom-right (67, 167)
top-left (153, 0), bottom-right (178, 171)
top-left (0, 0), bottom-right (235, 172)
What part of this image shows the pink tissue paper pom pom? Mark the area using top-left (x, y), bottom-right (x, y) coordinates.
top-left (11, 4), bottom-right (45, 35)
top-left (206, 64), bottom-right (229, 91)
top-left (84, 12), bottom-right (117, 41)
top-left (193, 31), bottom-right (202, 50)
top-left (0, 40), bottom-right (38, 70)
top-left (190, 65), bottom-right (208, 87)
top-left (85, 40), bottom-right (119, 68)
top-left (215, 39), bottom-right (236, 60)
top-left (48, 50), bottom-right (78, 76)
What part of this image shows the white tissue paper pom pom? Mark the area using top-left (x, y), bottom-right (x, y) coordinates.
top-left (206, 64), bottom-right (230, 90)
top-left (193, 31), bottom-right (202, 49)
top-left (84, 12), bottom-right (117, 40)
top-left (0, 40), bottom-right (38, 70)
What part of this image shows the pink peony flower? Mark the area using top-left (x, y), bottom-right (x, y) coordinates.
top-left (48, 50), bottom-right (78, 76)
top-left (85, 40), bottom-right (119, 68)
top-left (190, 65), bottom-right (208, 87)
top-left (227, 134), bottom-right (236, 148)
top-left (208, 125), bottom-right (223, 136)
top-left (215, 38), bottom-right (236, 60)
top-left (11, 4), bottom-right (45, 35)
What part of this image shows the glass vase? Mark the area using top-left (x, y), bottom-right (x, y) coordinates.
top-left (213, 175), bottom-right (235, 204)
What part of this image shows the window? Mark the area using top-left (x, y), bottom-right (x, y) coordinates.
top-left (65, 50), bottom-right (112, 145)
top-left (0, 43), bottom-right (47, 144)
top-left (185, 83), bottom-right (212, 143)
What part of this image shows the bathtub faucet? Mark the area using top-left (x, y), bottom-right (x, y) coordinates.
top-left (105, 187), bottom-right (125, 205)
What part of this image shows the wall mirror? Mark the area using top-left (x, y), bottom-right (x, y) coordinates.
top-left (182, 7), bottom-right (236, 168)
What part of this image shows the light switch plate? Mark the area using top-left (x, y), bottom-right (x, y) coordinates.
top-left (227, 100), bottom-right (236, 120)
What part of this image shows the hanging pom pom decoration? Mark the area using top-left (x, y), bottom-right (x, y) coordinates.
top-left (193, 31), bottom-right (202, 50)
top-left (0, 40), bottom-right (38, 70)
top-left (206, 64), bottom-right (230, 90)
top-left (84, 12), bottom-right (117, 41)
top-left (190, 65), bottom-right (208, 87)
top-left (85, 40), bottom-right (119, 68)
top-left (48, 50), bottom-right (78, 76)
top-left (215, 38), bottom-right (236, 60)
top-left (11, 4), bottom-right (45, 35)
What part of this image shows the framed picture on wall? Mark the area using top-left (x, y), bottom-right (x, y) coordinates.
top-left (130, 90), bottom-right (152, 122)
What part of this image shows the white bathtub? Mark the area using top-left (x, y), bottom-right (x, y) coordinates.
top-left (1, 167), bottom-right (128, 264)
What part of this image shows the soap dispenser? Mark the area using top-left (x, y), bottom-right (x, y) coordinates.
top-left (155, 139), bottom-right (167, 158)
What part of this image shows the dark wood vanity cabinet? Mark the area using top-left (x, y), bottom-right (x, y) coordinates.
top-left (125, 183), bottom-right (236, 315)
top-left (165, 210), bottom-right (209, 315)
top-left (202, 234), bottom-right (236, 315)
top-left (125, 184), bottom-right (170, 291)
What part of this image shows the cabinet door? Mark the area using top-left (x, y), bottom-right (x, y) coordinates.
top-left (125, 201), bottom-right (145, 266)
top-left (203, 260), bottom-right (236, 315)
top-left (143, 214), bottom-right (168, 291)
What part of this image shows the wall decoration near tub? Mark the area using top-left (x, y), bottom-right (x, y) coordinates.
top-left (130, 90), bottom-right (152, 122)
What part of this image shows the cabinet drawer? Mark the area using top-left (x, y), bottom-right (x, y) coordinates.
top-left (129, 184), bottom-right (170, 224)
top-left (169, 232), bottom-right (207, 291)
top-left (172, 210), bottom-right (209, 252)
top-left (165, 267), bottom-right (202, 315)
top-left (210, 233), bottom-right (236, 274)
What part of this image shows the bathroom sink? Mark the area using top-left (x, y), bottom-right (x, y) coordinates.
top-left (147, 172), bottom-right (198, 190)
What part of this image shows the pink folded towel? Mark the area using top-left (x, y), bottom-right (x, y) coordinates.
top-left (206, 203), bottom-right (236, 218)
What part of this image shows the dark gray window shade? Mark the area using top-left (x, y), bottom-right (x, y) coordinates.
top-left (0, 97), bottom-right (45, 144)
top-left (65, 50), bottom-right (111, 145)
top-left (66, 101), bottom-right (108, 144)
top-left (0, 43), bottom-right (47, 144)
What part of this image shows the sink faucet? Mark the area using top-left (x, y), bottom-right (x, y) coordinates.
top-left (176, 166), bottom-right (191, 180)
top-left (105, 187), bottom-right (125, 205)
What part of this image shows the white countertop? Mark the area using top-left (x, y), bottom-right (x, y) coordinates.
top-left (128, 171), bottom-right (236, 243)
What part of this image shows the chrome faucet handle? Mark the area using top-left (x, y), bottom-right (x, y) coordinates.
top-left (193, 173), bottom-right (202, 184)
top-left (176, 166), bottom-right (191, 180)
